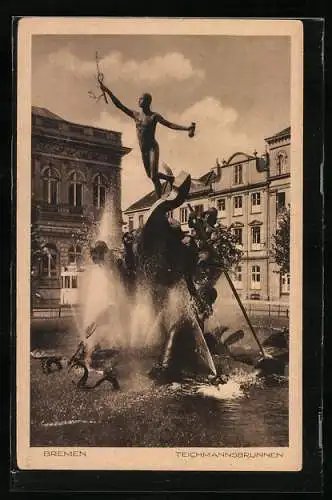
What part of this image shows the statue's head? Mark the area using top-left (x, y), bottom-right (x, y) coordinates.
top-left (138, 93), bottom-right (152, 108)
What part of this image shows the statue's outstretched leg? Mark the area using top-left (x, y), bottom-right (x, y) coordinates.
top-left (150, 145), bottom-right (163, 198)
top-left (141, 148), bottom-right (162, 198)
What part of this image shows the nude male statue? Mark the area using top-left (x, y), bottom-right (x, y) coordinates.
top-left (98, 76), bottom-right (196, 198)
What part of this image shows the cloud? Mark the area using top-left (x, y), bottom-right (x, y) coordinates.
top-left (155, 96), bottom-right (253, 176)
top-left (93, 97), bottom-right (253, 210)
top-left (48, 49), bottom-right (205, 83)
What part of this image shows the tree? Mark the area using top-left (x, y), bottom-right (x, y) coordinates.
top-left (69, 212), bottom-right (99, 260)
top-left (211, 225), bottom-right (243, 272)
top-left (31, 205), bottom-right (46, 265)
top-left (31, 204), bottom-right (48, 307)
top-left (271, 206), bottom-right (290, 274)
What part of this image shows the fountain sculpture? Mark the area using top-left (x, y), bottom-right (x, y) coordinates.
top-left (31, 57), bottom-right (288, 388)
top-left (32, 166), bottom-right (288, 389)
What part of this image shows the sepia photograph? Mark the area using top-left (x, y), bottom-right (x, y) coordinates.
top-left (16, 18), bottom-right (303, 471)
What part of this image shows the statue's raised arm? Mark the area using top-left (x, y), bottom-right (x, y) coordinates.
top-left (98, 76), bottom-right (135, 119)
top-left (157, 114), bottom-right (196, 137)
top-left (95, 65), bottom-right (196, 199)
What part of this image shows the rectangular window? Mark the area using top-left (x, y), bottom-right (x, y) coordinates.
top-left (251, 226), bottom-right (261, 249)
top-left (234, 164), bottom-right (243, 185)
top-left (180, 207), bottom-right (188, 223)
top-left (281, 273), bottom-right (290, 294)
top-left (217, 198), bottom-right (226, 217)
top-left (252, 226), bottom-right (261, 244)
top-left (277, 153), bottom-right (288, 175)
top-left (194, 204), bottom-right (204, 216)
top-left (68, 253), bottom-right (75, 264)
top-left (128, 216), bottom-right (134, 232)
top-left (251, 265), bottom-right (261, 290)
top-left (276, 192), bottom-right (286, 214)
top-left (251, 192), bottom-right (261, 213)
top-left (234, 265), bottom-right (243, 289)
top-left (72, 276), bottom-right (78, 289)
top-left (233, 196), bottom-right (243, 216)
top-left (233, 228), bottom-right (243, 245)
top-left (64, 276), bottom-right (71, 289)
top-left (138, 214), bottom-right (144, 228)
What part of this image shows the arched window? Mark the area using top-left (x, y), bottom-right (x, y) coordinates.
top-left (93, 174), bottom-right (107, 209)
top-left (42, 167), bottom-right (59, 205)
top-left (276, 152), bottom-right (288, 175)
top-left (68, 172), bottom-right (84, 207)
top-left (68, 244), bottom-right (82, 265)
top-left (40, 243), bottom-right (58, 278)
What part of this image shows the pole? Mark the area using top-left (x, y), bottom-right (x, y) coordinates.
top-left (186, 202), bottom-right (268, 359)
top-left (95, 51), bottom-right (108, 104)
top-left (223, 269), bottom-right (267, 358)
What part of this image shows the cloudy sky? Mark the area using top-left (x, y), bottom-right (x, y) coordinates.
top-left (32, 35), bottom-right (290, 209)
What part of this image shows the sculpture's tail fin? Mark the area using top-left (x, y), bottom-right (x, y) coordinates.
top-left (161, 315), bottom-right (217, 379)
top-left (161, 162), bottom-right (174, 178)
top-left (190, 314), bottom-right (217, 376)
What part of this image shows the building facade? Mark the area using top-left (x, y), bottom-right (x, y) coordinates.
top-left (31, 107), bottom-right (131, 304)
top-left (123, 127), bottom-right (291, 302)
top-left (265, 127), bottom-right (291, 300)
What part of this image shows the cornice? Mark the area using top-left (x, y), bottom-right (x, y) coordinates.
top-left (32, 130), bottom-right (132, 158)
top-left (211, 180), bottom-right (268, 197)
top-left (268, 173), bottom-right (290, 181)
top-left (33, 150), bottom-right (122, 170)
top-left (32, 136), bottom-right (129, 168)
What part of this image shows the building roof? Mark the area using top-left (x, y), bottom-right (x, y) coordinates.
top-left (198, 170), bottom-right (217, 184)
top-left (31, 105), bottom-right (132, 155)
top-left (265, 126), bottom-right (291, 142)
top-left (124, 171), bottom-right (213, 213)
top-left (32, 106), bottom-right (63, 120)
top-left (32, 106), bottom-right (122, 137)
top-left (125, 190), bottom-right (159, 213)
top-left (274, 126), bottom-right (291, 137)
